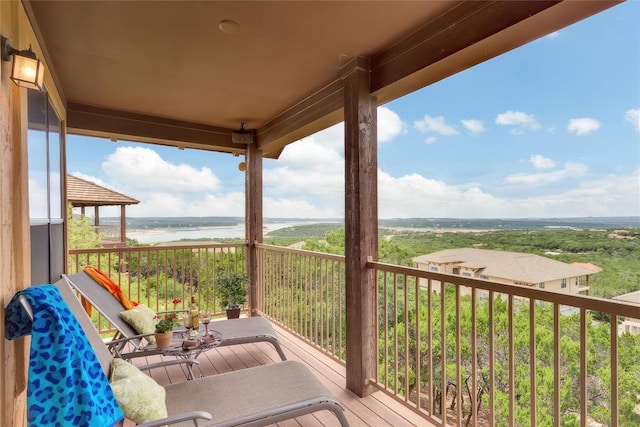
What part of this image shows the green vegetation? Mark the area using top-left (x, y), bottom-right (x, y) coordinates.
top-left (280, 225), bottom-right (640, 298)
top-left (67, 204), bottom-right (103, 250)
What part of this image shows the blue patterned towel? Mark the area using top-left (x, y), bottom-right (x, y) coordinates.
top-left (5, 284), bottom-right (124, 427)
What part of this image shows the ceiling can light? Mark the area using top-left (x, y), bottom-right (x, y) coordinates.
top-left (1, 35), bottom-right (45, 91)
top-left (218, 20), bottom-right (241, 35)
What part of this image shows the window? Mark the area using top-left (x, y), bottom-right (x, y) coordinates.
top-left (28, 90), bottom-right (64, 284)
top-left (462, 272), bottom-right (472, 277)
top-left (480, 275), bottom-right (489, 280)
top-left (539, 283), bottom-right (545, 289)
top-left (429, 266), bottom-right (438, 272)
top-left (561, 278), bottom-right (567, 288)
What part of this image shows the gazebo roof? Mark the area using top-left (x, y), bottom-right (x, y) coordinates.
top-left (67, 175), bottom-right (139, 207)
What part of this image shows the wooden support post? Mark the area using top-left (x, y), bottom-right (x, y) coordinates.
top-left (245, 141), bottom-right (263, 316)
top-left (120, 205), bottom-right (126, 244)
top-left (342, 57), bottom-right (378, 397)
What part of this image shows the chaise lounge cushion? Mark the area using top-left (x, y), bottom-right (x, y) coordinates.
top-left (110, 358), bottom-right (167, 423)
top-left (119, 304), bottom-right (157, 344)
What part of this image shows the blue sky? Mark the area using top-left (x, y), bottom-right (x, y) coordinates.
top-left (67, 2), bottom-right (640, 219)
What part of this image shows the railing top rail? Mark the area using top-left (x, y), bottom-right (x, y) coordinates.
top-left (368, 259), bottom-right (640, 318)
top-left (69, 242), bottom-right (248, 254)
top-left (256, 243), bottom-right (346, 262)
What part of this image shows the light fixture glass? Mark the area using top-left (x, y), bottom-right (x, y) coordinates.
top-left (1, 36), bottom-right (46, 91)
top-left (11, 53), bottom-right (45, 91)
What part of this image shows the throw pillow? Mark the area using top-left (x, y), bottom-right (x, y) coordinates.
top-left (109, 358), bottom-right (167, 424)
top-left (119, 304), bottom-right (157, 344)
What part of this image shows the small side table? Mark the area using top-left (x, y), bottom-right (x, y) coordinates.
top-left (159, 327), bottom-right (222, 379)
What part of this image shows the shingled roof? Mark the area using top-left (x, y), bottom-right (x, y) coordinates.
top-left (413, 248), bottom-right (598, 285)
top-left (67, 175), bottom-right (139, 207)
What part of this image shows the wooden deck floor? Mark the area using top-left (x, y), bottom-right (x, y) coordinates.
top-left (129, 319), bottom-right (433, 427)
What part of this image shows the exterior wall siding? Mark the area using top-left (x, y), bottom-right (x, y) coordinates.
top-left (0, 2), bottom-right (66, 425)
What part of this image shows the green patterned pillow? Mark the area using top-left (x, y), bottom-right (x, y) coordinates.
top-left (119, 304), bottom-right (157, 344)
top-left (110, 358), bottom-right (167, 424)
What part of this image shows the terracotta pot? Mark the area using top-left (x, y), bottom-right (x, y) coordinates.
top-left (226, 308), bottom-right (241, 319)
top-left (154, 331), bottom-right (173, 348)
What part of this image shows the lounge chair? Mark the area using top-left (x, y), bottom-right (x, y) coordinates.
top-left (62, 271), bottom-right (287, 361)
top-left (9, 280), bottom-right (349, 427)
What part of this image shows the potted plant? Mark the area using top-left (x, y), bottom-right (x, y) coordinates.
top-left (215, 270), bottom-right (247, 319)
top-left (154, 313), bottom-right (178, 348)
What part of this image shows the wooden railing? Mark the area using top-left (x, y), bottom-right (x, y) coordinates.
top-left (367, 260), bottom-right (640, 427)
top-left (255, 244), bottom-right (640, 427)
top-left (256, 243), bottom-right (347, 362)
top-left (70, 243), bottom-right (640, 426)
top-left (68, 243), bottom-right (247, 333)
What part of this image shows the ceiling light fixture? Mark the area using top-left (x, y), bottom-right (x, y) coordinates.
top-left (232, 123), bottom-right (253, 144)
top-left (1, 36), bottom-right (45, 91)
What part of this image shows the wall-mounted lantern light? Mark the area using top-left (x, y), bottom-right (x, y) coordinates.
top-left (1, 35), bottom-right (45, 91)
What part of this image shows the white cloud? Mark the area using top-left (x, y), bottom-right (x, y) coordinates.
top-left (425, 136), bottom-right (438, 144)
top-left (102, 146), bottom-right (220, 192)
top-left (567, 117), bottom-right (601, 135)
top-left (414, 115), bottom-right (459, 136)
top-left (378, 106), bottom-right (407, 143)
top-left (505, 162), bottom-right (589, 185)
top-left (495, 110), bottom-right (540, 133)
top-left (264, 197), bottom-right (341, 218)
top-left (378, 169), bottom-right (639, 218)
top-left (461, 119), bottom-right (487, 135)
top-left (264, 128), bottom-right (344, 217)
top-left (529, 154), bottom-right (556, 170)
top-left (625, 109), bottom-right (640, 132)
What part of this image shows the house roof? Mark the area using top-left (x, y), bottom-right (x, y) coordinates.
top-left (67, 175), bottom-right (139, 207)
top-left (24, 1), bottom-right (619, 158)
top-left (412, 248), bottom-right (598, 285)
top-left (612, 290), bottom-right (640, 305)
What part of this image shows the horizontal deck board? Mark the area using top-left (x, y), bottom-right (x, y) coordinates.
top-left (126, 318), bottom-right (433, 427)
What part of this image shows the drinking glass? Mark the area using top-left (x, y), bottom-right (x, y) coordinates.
top-left (182, 313), bottom-right (193, 338)
top-left (201, 310), bottom-right (211, 335)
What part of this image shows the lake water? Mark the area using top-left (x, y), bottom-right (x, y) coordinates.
top-left (127, 221), bottom-right (321, 244)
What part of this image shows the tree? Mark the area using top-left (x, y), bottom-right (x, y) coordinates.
top-left (67, 203), bottom-right (103, 249)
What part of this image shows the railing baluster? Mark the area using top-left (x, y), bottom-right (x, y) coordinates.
top-left (427, 278), bottom-right (433, 417)
top-left (489, 290), bottom-right (495, 427)
top-left (611, 313), bottom-right (618, 427)
top-left (554, 303), bottom-right (560, 427)
top-left (415, 274), bottom-right (421, 412)
top-left (580, 308), bottom-right (587, 427)
top-left (441, 281), bottom-right (447, 425)
top-left (508, 294), bottom-right (515, 427)
top-left (471, 287), bottom-right (477, 427)
top-left (404, 274), bottom-right (409, 403)
top-left (394, 272), bottom-right (399, 396)
top-left (530, 298), bottom-right (537, 427)
top-left (456, 284), bottom-right (462, 427)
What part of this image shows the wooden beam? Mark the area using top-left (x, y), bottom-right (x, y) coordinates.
top-left (245, 142), bottom-right (263, 316)
top-left (66, 103), bottom-right (244, 154)
top-left (256, 80), bottom-right (344, 159)
top-left (342, 57), bottom-right (378, 397)
top-left (370, 0), bottom-right (618, 103)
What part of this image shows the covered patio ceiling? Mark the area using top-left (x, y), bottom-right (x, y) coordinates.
top-left (25, 0), bottom-right (619, 158)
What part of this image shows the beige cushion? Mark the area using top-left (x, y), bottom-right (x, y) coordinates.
top-left (119, 304), bottom-right (157, 344)
top-left (110, 358), bottom-right (167, 424)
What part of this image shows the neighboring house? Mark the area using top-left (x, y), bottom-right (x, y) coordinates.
top-left (412, 248), bottom-right (597, 296)
top-left (612, 291), bottom-right (640, 335)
